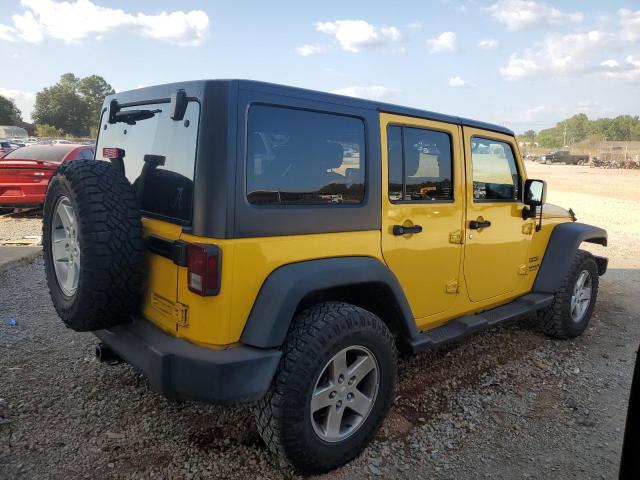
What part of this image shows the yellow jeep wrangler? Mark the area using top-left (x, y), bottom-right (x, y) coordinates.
top-left (42, 80), bottom-right (608, 474)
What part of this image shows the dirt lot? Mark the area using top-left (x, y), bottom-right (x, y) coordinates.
top-left (1, 163), bottom-right (639, 479)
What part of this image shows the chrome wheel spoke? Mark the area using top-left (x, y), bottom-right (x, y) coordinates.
top-left (331, 350), bottom-right (348, 384)
top-left (66, 261), bottom-right (78, 291)
top-left (311, 384), bottom-right (335, 413)
top-left (324, 405), bottom-right (345, 438)
top-left (53, 238), bottom-right (68, 260)
top-left (58, 202), bottom-right (74, 230)
top-left (348, 355), bottom-right (376, 384)
top-left (349, 389), bottom-right (373, 416)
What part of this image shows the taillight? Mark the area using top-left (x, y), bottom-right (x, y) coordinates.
top-left (186, 244), bottom-right (221, 296)
top-left (102, 147), bottom-right (125, 159)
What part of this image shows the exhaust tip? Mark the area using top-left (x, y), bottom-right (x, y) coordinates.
top-left (95, 342), bottom-right (123, 365)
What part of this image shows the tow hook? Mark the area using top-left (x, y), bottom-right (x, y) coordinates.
top-left (95, 342), bottom-right (123, 365)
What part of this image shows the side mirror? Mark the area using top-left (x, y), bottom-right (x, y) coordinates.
top-left (522, 179), bottom-right (547, 227)
top-left (524, 179), bottom-right (546, 207)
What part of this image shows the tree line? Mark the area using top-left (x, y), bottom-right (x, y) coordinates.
top-left (0, 73), bottom-right (114, 138)
top-left (520, 114), bottom-right (640, 148)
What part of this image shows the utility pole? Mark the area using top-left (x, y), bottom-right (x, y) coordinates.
top-left (563, 125), bottom-right (567, 148)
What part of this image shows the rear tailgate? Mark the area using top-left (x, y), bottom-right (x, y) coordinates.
top-left (95, 97), bottom-right (201, 337)
top-left (139, 218), bottom-right (183, 334)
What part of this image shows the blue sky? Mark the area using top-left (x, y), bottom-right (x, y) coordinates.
top-left (0, 0), bottom-right (639, 132)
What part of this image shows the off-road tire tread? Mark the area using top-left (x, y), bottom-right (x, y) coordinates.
top-left (254, 301), bottom-right (397, 474)
top-left (538, 249), bottom-right (598, 339)
top-left (43, 160), bottom-right (145, 331)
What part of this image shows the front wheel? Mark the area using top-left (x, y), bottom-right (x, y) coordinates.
top-left (254, 302), bottom-right (397, 474)
top-left (538, 250), bottom-right (599, 339)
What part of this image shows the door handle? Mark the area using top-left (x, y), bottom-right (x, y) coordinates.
top-left (469, 220), bottom-right (491, 229)
top-left (393, 225), bottom-right (423, 235)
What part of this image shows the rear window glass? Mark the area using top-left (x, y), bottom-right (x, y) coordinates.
top-left (246, 105), bottom-right (365, 205)
top-left (2, 145), bottom-right (75, 162)
top-left (96, 101), bottom-right (200, 223)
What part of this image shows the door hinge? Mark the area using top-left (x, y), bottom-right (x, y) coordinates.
top-left (522, 222), bottom-right (534, 235)
top-left (449, 230), bottom-right (463, 244)
top-left (518, 264), bottom-right (528, 275)
top-left (173, 302), bottom-right (189, 327)
top-left (151, 293), bottom-right (189, 327)
top-left (445, 280), bottom-right (459, 293)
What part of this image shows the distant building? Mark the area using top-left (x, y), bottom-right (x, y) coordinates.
top-left (0, 125), bottom-right (28, 139)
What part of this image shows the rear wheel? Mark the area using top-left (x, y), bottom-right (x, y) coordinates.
top-left (254, 302), bottom-right (397, 474)
top-left (538, 250), bottom-right (599, 339)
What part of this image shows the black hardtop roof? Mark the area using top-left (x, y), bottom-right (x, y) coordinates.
top-left (107, 79), bottom-right (514, 136)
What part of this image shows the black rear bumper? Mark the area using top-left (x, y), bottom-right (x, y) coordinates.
top-left (94, 318), bottom-right (281, 405)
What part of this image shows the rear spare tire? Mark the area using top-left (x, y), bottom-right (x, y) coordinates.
top-left (43, 160), bottom-right (145, 331)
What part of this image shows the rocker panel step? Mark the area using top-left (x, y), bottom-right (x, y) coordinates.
top-left (402, 293), bottom-right (554, 354)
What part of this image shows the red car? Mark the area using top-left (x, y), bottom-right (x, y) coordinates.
top-left (0, 144), bottom-right (95, 208)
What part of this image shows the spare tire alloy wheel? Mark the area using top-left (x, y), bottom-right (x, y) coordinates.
top-left (311, 345), bottom-right (379, 442)
top-left (43, 160), bottom-right (145, 332)
top-left (51, 196), bottom-right (80, 296)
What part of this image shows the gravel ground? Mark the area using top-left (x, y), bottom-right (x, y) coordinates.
top-left (1, 163), bottom-right (639, 479)
top-left (0, 211), bottom-right (42, 242)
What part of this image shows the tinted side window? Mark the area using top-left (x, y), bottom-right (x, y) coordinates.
top-left (96, 101), bottom-right (200, 223)
top-left (471, 137), bottom-right (520, 201)
top-left (387, 126), bottom-right (403, 201)
top-left (246, 105), bottom-right (365, 205)
top-left (387, 125), bottom-right (453, 202)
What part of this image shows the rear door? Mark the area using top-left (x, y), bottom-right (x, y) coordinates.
top-left (95, 100), bottom-right (200, 333)
top-left (462, 128), bottom-right (530, 302)
top-left (380, 113), bottom-right (464, 329)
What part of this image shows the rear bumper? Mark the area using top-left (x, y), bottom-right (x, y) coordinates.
top-left (0, 183), bottom-right (47, 206)
top-left (94, 317), bottom-right (282, 405)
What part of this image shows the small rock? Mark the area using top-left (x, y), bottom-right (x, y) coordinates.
top-left (368, 463), bottom-right (382, 476)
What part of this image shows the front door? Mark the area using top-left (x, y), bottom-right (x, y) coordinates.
top-left (462, 128), bottom-right (530, 302)
top-left (381, 113), bottom-right (464, 328)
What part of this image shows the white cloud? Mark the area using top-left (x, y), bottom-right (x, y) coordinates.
top-left (330, 86), bottom-right (393, 101)
top-left (448, 76), bottom-right (477, 88)
top-left (427, 31), bottom-right (456, 53)
top-left (487, 0), bottom-right (583, 31)
top-left (296, 43), bottom-right (326, 56)
top-left (601, 55), bottom-right (640, 83)
top-left (600, 59), bottom-right (619, 68)
top-left (499, 30), bottom-right (615, 78)
top-left (478, 39), bottom-right (499, 50)
top-left (0, 0), bottom-right (209, 46)
top-left (619, 8), bottom-right (640, 42)
top-left (315, 20), bottom-right (401, 53)
top-left (0, 88), bottom-right (36, 122)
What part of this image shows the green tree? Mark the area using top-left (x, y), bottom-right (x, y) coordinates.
top-left (36, 123), bottom-right (65, 138)
top-left (32, 73), bottom-right (114, 137)
top-left (0, 95), bottom-right (22, 124)
top-left (78, 75), bottom-right (115, 128)
top-left (537, 127), bottom-right (562, 148)
top-left (520, 129), bottom-right (536, 143)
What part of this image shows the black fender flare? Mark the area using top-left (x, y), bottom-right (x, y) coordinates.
top-left (533, 222), bottom-right (607, 294)
top-left (240, 256), bottom-right (418, 348)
